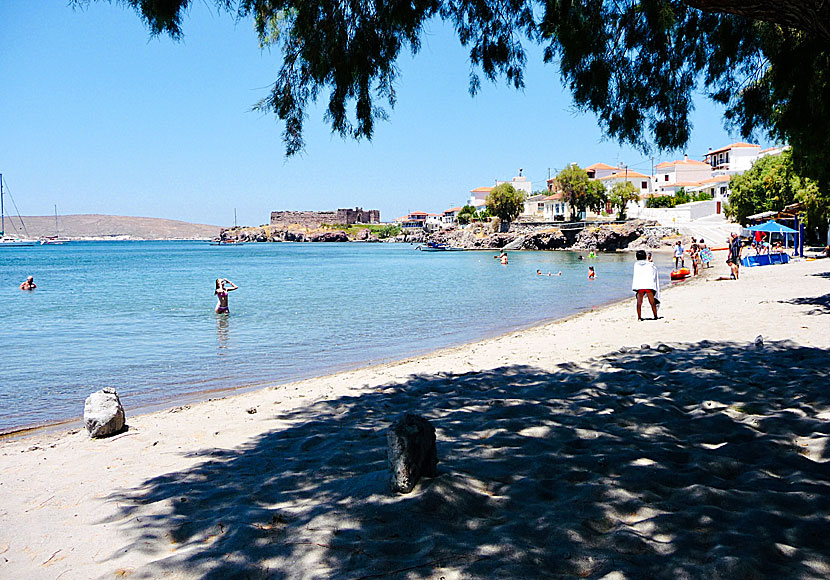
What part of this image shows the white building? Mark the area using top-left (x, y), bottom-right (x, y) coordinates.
top-left (442, 206), bottom-right (463, 225)
top-left (521, 194), bottom-right (548, 219)
top-left (599, 169), bottom-right (653, 197)
top-left (542, 194), bottom-right (569, 221)
top-left (495, 170), bottom-right (533, 196)
top-left (425, 214), bottom-right (443, 231)
top-left (584, 162), bottom-right (620, 180)
top-left (468, 186), bottom-right (493, 208)
top-left (655, 156), bottom-right (714, 195)
top-left (703, 142), bottom-right (762, 175)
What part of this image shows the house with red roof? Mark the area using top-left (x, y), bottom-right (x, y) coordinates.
top-left (655, 155), bottom-right (715, 196)
top-left (395, 211), bottom-right (429, 230)
top-left (703, 142), bottom-right (762, 174)
top-left (468, 186), bottom-right (493, 209)
top-left (442, 206), bottom-right (464, 225)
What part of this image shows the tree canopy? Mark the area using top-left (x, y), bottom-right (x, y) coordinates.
top-left (555, 164), bottom-right (588, 220)
top-left (83, 0), bottom-right (830, 190)
top-left (486, 184), bottom-right (525, 224)
top-left (609, 181), bottom-right (639, 219)
top-left (727, 149), bottom-right (828, 234)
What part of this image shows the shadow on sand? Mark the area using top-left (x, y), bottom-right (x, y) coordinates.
top-left (781, 293), bottom-right (830, 315)
top-left (106, 340), bottom-right (830, 579)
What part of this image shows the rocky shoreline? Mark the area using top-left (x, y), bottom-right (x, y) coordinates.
top-left (221, 219), bottom-right (679, 252)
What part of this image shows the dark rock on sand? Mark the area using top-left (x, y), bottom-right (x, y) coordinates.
top-left (83, 388), bottom-right (126, 438)
top-left (387, 414), bottom-right (438, 494)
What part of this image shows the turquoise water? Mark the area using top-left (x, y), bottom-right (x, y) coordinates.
top-left (1, 241), bottom-right (672, 431)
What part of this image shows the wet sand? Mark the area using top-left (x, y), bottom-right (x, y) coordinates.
top-left (1, 258), bottom-right (828, 579)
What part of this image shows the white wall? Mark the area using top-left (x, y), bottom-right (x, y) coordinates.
top-left (629, 200), bottom-right (720, 224)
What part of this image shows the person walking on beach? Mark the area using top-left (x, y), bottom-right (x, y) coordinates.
top-left (214, 278), bottom-right (238, 313)
top-left (728, 233), bottom-right (743, 279)
top-left (673, 240), bottom-right (685, 268)
top-left (632, 249), bottom-right (660, 320)
top-left (19, 276), bottom-right (36, 290)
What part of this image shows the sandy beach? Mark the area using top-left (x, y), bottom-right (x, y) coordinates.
top-left (2, 257), bottom-right (829, 579)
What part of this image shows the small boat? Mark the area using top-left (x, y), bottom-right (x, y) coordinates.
top-left (209, 239), bottom-right (245, 246)
top-left (417, 242), bottom-right (465, 252)
top-left (0, 173), bottom-right (37, 246)
top-left (40, 205), bottom-right (70, 244)
top-left (209, 208), bottom-right (245, 245)
top-left (670, 267), bottom-right (691, 280)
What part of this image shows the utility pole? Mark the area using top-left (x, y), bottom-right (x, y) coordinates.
top-left (651, 156), bottom-right (655, 193)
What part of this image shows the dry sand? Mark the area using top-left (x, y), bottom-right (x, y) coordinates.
top-left (1, 258), bottom-right (828, 580)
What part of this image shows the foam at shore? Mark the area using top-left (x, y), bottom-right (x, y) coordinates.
top-left (1, 258), bottom-right (828, 579)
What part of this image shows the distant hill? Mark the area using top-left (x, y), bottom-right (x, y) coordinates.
top-left (2, 214), bottom-right (222, 240)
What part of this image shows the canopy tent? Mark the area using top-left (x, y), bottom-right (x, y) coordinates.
top-left (747, 220), bottom-right (798, 234)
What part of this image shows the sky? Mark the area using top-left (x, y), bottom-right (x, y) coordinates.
top-left (1, 2), bottom-right (774, 227)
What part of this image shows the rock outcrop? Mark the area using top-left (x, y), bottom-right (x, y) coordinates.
top-left (309, 230), bottom-right (349, 242)
top-left (83, 388), bottom-right (126, 438)
top-left (572, 221), bottom-right (647, 251)
top-left (387, 414), bottom-right (438, 494)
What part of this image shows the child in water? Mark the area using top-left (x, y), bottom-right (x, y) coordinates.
top-left (588, 266), bottom-right (596, 280)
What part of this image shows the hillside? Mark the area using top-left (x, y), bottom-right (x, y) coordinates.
top-left (2, 214), bottom-right (222, 240)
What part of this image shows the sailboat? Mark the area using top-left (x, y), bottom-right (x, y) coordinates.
top-left (40, 205), bottom-right (71, 244)
top-left (209, 208), bottom-right (245, 245)
top-left (0, 173), bottom-right (37, 247)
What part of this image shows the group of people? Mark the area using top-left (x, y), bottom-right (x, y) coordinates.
top-left (751, 231), bottom-right (785, 255)
top-left (673, 238), bottom-right (712, 275)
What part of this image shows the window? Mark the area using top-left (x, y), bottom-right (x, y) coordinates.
top-left (664, 175), bottom-right (669, 182)
top-left (537, 203), bottom-right (544, 211)
top-left (641, 181), bottom-right (648, 189)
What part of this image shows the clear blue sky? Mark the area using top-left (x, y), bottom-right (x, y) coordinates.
top-left (1, 2), bottom-right (773, 227)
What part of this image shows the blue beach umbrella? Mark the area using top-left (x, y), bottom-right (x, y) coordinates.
top-left (747, 220), bottom-right (798, 234)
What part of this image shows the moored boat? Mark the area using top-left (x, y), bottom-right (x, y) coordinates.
top-left (417, 242), bottom-right (465, 251)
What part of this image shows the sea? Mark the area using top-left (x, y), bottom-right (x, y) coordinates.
top-left (0, 241), bottom-right (673, 432)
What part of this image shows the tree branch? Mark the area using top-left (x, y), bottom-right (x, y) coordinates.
top-left (684, 0), bottom-right (830, 43)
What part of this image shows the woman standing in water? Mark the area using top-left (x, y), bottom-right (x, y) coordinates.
top-left (214, 278), bottom-right (238, 313)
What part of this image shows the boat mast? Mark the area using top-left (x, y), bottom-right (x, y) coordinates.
top-left (234, 208), bottom-right (238, 228)
top-left (1, 173), bottom-right (4, 237)
top-left (55, 204), bottom-right (59, 237)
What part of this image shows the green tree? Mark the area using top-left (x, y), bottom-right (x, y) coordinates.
top-left (555, 165), bottom-right (589, 220)
top-left (647, 195), bottom-right (677, 208)
top-left (609, 181), bottom-right (639, 219)
top-left (728, 149), bottom-right (828, 231)
top-left (486, 184), bottom-right (525, 229)
top-left (456, 204), bottom-right (477, 225)
top-left (88, 1), bottom-right (830, 192)
top-left (585, 180), bottom-right (609, 214)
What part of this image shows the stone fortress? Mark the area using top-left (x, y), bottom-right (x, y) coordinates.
top-left (270, 207), bottom-right (380, 229)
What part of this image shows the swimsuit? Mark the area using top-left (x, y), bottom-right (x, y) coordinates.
top-left (216, 289), bottom-right (229, 313)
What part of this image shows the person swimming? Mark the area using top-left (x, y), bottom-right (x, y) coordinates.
top-left (588, 266), bottom-right (596, 280)
top-left (214, 278), bottom-right (238, 313)
top-left (19, 276), bottom-right (36, 290)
